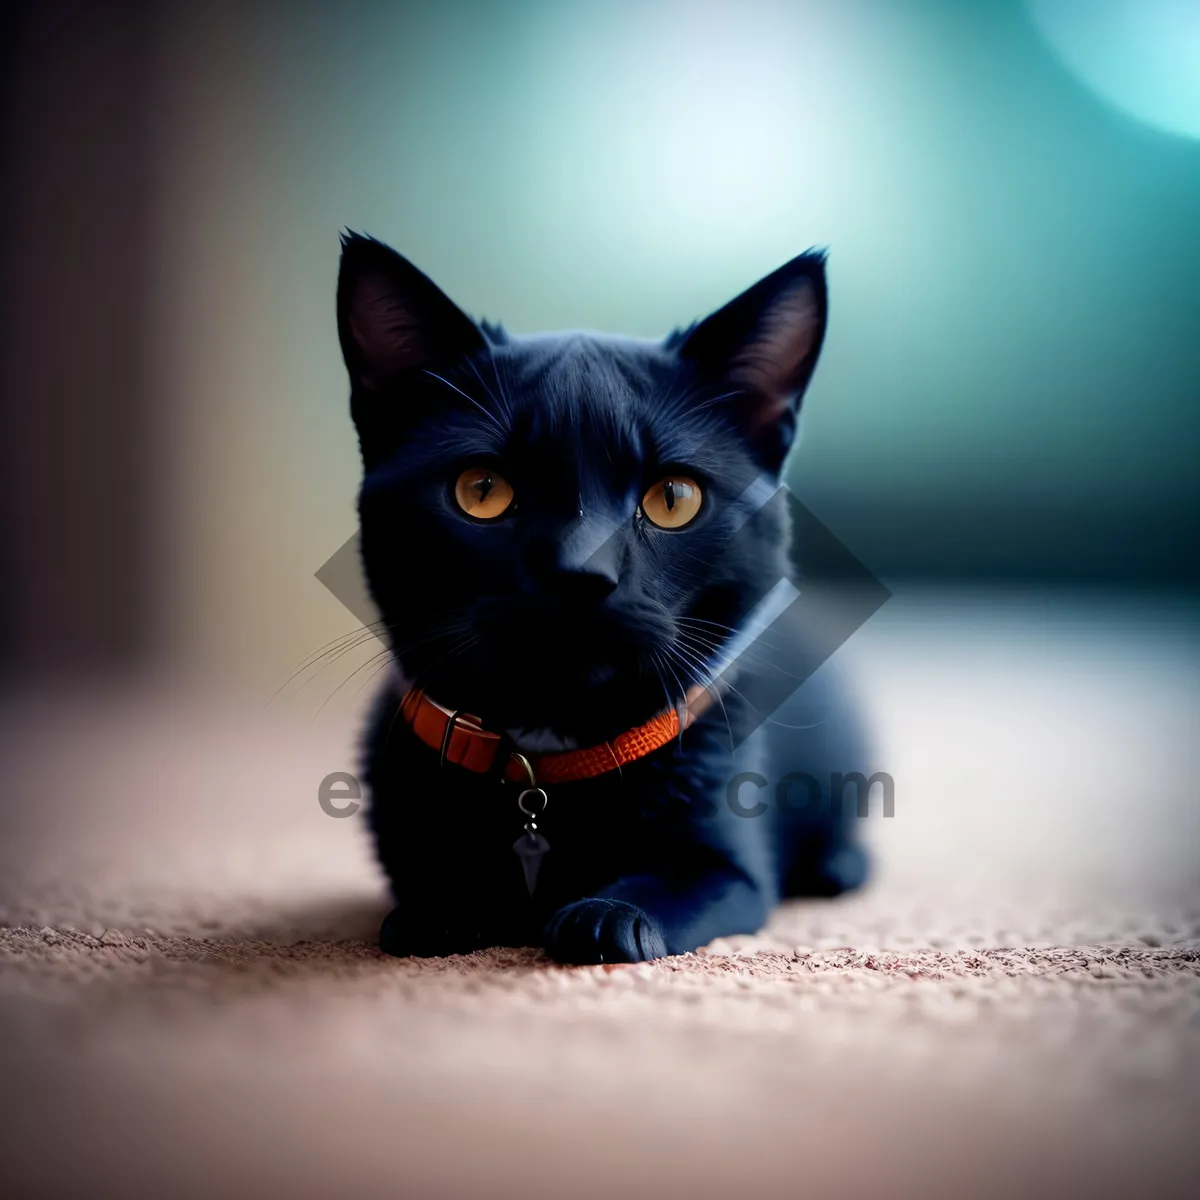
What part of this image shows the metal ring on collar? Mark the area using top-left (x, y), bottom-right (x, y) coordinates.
top-left (517, 787), bottom-right (549, 818)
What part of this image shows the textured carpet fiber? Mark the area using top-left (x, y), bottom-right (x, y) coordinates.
top-left (2, 596), bottom-right (1198, 1198)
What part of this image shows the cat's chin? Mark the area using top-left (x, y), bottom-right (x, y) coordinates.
top-left (455, 684), bottom-right (671, 748)
top-left (396, 651), bottom-right (675, 744)
top-left (489, 687), bottom-right (674, 748)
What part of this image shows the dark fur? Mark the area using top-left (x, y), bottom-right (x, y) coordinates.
top-left (336, 233), bottom-right (870, 963)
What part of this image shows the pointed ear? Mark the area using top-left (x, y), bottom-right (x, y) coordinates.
top-left (671, 252), bottom-right (828, 473)
top-left (336, 231), bottom-right (485, 391)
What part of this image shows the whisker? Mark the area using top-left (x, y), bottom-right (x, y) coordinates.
top-left (691, 388), bottom-right (746, 412)
top-left (267, 622), bottom-right (390, 708)
top-left (663, 641), bottom-right (735, 752)
top-left (647, 649), bottom-right (675, 716)
top-left (310, 645), bottom-right (396, 726)
top-left (675, 628), bottom-right (808, 683)
top-left (422, 369), bottom-right (505, 432)
top-left (350, 653), bottom-right (400, 704)
top-left (407, 631), bottom-right (481, 694)
top-left (670, 638), bottom-right (825, 733)
top-left (465, 355), bottom-right (513, 426)
top-left (275, 629), bottom-right (392, 704)
top-left (678, 615), bottom-right (798, 658)
top-left (677, 627), bottom-right (817, 687)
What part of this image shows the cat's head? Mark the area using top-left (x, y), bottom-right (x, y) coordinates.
top-left (336, 233), bottom-right (827, 742)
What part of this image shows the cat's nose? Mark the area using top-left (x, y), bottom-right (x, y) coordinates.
top-left (528, 516), bottom-right (623, 603)
top-left (546, 563), bottom-right (619, 605)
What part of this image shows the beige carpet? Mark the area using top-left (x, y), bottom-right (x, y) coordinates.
top-left (2, 593), bottom-right (1199, 1198)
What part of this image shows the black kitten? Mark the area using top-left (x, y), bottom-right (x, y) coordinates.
top-left (336, 233), bottom-right (871, 964)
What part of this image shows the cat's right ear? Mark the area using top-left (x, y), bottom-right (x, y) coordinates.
top-left (336, 232), bottom-right (485, 392)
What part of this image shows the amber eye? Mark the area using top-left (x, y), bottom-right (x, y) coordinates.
top-left (453, 467), bottom-right (514, 520)
top-left (641, 475), bottom-right (703, 530)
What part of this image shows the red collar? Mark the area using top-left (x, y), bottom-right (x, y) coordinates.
top-left (397, 682), bottom-right (716, 786)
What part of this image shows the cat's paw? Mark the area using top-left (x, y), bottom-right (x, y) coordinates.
top-left (378, 905), bottom-right (493, 959)
top-left (543, 898), bottom-right (668, 965)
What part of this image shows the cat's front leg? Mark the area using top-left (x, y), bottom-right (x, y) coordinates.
top-left (378, 877), bottom-right (529, 958)
top-left (378, 900), bottom-right (498, 958)
top-left (543, 863), bottom-right (769, 964)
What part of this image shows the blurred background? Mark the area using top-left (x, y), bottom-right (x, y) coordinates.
top-left (2, 0), bottom-right (1198, 692)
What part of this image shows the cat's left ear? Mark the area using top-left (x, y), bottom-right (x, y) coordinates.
top-left (671, 252), bottom-right (828, 474)
top-left (336, 230), bottom-right (485, 393)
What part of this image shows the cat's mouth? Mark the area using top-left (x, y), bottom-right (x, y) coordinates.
top-left (475, 592), bottom-right (670, 658)
top-left (584, 663), bottom-right (617, 687)
top-left (421, 603), bottom-right (675, 734)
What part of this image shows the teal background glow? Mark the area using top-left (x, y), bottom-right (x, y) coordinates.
top-left (1028, 0), bottom-right (1200, 141)
top-left (264, 0), bottom-right (1198, 582)
top-left (129, 0), bottom-right (1200, 677)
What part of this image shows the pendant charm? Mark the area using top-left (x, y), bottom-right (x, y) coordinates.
top-left (513, 827), bottom-right (551, 896)
top-left (513, 783), bottom-right (550, 896)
